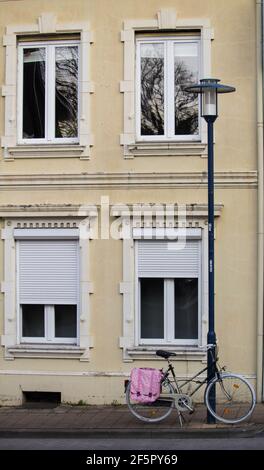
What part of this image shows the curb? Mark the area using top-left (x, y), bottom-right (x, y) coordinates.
top-left (0, 425), bottom-right (263, 440)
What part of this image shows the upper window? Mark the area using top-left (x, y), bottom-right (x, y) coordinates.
top-left (136, 36), bottom-right (200, 141)
top-left (18, 40), bottom-right (79, 144)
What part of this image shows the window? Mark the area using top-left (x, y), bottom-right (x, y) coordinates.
top-left (18, 41), bottom-right (79, 144)
top-left (137, 239), bottom-right (200, 345)
top-left (137, 36), bottom-right (200, 141)
top-left (18, 239), bottom-right (79, 344)
top-left (21, 304), bottom-right (77, 342)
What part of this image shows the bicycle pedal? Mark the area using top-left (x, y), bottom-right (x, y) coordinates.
top-left (189, 409), bottom-right (195, 415)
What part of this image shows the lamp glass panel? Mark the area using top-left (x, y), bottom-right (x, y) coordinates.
top-left (202, 89), bottom-right (217, 116)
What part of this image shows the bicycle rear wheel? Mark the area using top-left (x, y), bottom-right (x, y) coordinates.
top-left (126, 380), bottom-right (174, 423)
top-left (205, 373), bottom-right (255, 424)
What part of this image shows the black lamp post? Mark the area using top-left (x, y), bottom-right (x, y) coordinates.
top-left (185, 78), bottom-right (235, 423)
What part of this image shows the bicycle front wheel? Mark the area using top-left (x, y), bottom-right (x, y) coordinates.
top-left (205, 373), bottom-right (256, 424)
top-left (126, 380), bottom-right (174, 423)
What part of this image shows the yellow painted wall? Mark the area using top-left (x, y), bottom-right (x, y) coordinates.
top-left (0, 0), bottom-right (258, 404)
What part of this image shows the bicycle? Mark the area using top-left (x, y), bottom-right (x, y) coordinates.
top-left (125, 345), bottom-right (256, 425)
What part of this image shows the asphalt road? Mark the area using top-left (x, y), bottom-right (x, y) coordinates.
top-left (0, 434), bottom-right (263, 450)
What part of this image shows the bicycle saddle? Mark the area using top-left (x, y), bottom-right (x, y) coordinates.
top-left (156, 350), bottom-right (176, 359)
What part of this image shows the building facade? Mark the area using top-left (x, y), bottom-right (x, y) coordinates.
top-left (0, 0), bottom-right (262, 405)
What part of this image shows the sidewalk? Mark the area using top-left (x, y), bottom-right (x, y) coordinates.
top-left (0, 403), bottom-right (263, 438)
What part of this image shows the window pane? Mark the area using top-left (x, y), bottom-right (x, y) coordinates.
top-left (140, 278), bottom-right (164, 339)
top-left (55, 46), bottom-right (78, 138)
top-left (22, 304), bottom-right (44, 337)
top-left (23, 48), bottom-right (45, 139)
top-left (55, 305), bottom-right (77, 338)
top-left (174, 42), bottom-right (199, 135)
top-left (140, 43), bottom-right (164, 136)
top-left (174, 278), bottom-right (198, 339)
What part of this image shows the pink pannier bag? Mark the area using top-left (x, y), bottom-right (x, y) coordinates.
top-left (130, 367), bottom-right (163, 403)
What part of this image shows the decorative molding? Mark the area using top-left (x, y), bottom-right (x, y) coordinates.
top-left (0, 205), bottom-right (96, 218)
top-left (120, 10), bottom-right (213, 157)
top-left (2, 15), bottom-right (93, 160)
top-left (119, 222), bottom-right (210, 361)
top-left (6, 345), bottom-right (86, 360)
top-left (4, 145), bottom-right (89, 161)
top-left (112, 203), bottom-right (223, 220)
top-left (124, 142), bottom-right (207, 158)
top-left (0, 369), bottom-right (255, 380)
top-left (1, 217), bottom-right (94, 361)
top-left (157, 9), bottom-right (177, 29)
top-left (38, 12), bottom-right (57, 34)
top-left (0, 369), bottom-right (129, 377)
top-left (0, 204), bottom-right (222, 232)
top-left (12, 221), bottom-right (79, 229)
top-left (0, 171), bottom-right (258, 191)
top-left (126, 347), bottom-right (206, 362)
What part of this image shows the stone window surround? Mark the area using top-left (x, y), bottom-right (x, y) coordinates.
top-left (1, 12), bottom-right (94, 161)
top-left (118, 205), bottom-right (223, 362)
top-left (120, 8), bottom-right (214, 158)
top-left (1, 216), bottom-right (95, 361)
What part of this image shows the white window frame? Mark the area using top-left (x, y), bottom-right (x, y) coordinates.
top-left (1, 218), bottom-right (95, 360)
top-left (119, 217), bottom-right (219, 361)
top-left (19, 304), bottom-right (78, 345)
top-left (120, 9), bottom-right (213, 158)
top-left (136, 36), bottom-right (201, 142)
top-left (18, 40), bottom-right (80, 145)
top-left (136, 241), bottom-right (201, 347)
top-left (16, 236), bottom-right (80, 345)
top-left (2, 13), bottom-right (94, 160)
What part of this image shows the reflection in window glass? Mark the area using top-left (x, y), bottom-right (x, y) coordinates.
top-left (22, 304), bottom-right (45, 337)
top-left (174, 278), bottom-right (198, 339)
top-left (174, 42), bottom-right (199, 135)
top-left (55, 305), bottom-right (77, 338)
top-left (140, 278), bottom-right (164, 338)
top-left (23, 48), bottom-right (45, 139)
top-left (55, 46), bottom-right (78, 138)
top-left (140, 43), bottom-right (164, 136)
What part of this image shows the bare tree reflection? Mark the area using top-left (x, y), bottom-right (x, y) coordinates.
top-left (140, 57), bottom-right (198, 136)
top-left (55, 46), bottom-right (78, 138)
top-left (141, 56), bottom-right (164, 135)
top-left (174, 61), bottom-right (198, 135)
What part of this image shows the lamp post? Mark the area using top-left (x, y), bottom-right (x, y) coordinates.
top-left (185, 78), bottom-right (235, 423)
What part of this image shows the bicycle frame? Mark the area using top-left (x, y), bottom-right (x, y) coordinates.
top-left (161, 348), bottom-right (221, 399)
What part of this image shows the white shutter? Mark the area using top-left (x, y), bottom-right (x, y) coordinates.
top-left (137, 240), bottom-right (200, 278)
top-left (18, 240), bottom-right (78, 304)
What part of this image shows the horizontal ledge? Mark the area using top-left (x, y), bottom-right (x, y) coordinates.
top-left (0, 204), bottom-right (87, 217)
top-left (7, 345), bottom-right (86, 359)
top-left (0, 369), bottom-right (129, 377)
top-left (4, 145), bottom-right (87, 159)
top-left (0, 202), bottom-right (224, 218)
top-left (125, 142), bottom-right (207, 157)
top-left (126, 347), bottom-right (207, 361)
top-left (0, 171), bottom-right (258, 190)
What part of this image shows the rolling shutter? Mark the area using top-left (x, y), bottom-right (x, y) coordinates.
top-left (137, 240), bottom-right (200, 278)
top-left (18, 240), bottom-right (78, 304)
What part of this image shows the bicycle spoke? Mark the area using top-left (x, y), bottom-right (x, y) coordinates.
top-left (205, 374), bottom-right (255, 424)
top-left (126, 380), bottom-right (174, 423)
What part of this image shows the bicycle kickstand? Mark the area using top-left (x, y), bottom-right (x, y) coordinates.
top-left (176, 409), bottom-right (185, 428)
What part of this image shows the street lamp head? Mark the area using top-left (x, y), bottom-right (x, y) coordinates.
top-left (185, 78), bottom-right (236, 120)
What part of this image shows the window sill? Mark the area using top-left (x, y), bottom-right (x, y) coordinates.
top-left (3, 144), bottom-right (89, 161)
top-left (124, 142), bottom-right (207, 159)
top-left (7, 344), bottom-right (86, 359)
top-left (125, 346), bottom-right (207, 362)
